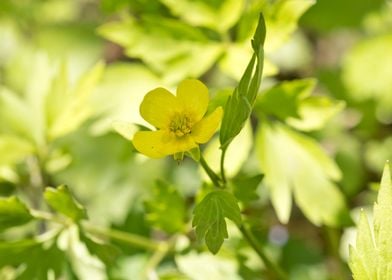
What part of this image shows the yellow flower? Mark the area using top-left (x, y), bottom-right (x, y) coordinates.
top-left (133, 79), bottom-right (223, 158)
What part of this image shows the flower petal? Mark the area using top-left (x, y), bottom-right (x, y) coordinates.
top-left (191, 106), bottom-right (223, 144)
top-left (165, 134), bottom-right (198, 155)
top-left (133, 130), bottom-right (198, 158)
top-left (140, 87), bottom-right (180, 128)
top-left (176, 79), bottom-right (209, 122)
top-left (132, 130), bottom-right (168, 158)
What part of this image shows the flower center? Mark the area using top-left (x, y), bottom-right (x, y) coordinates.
top-left (169, 114), bottom-right (192, 137)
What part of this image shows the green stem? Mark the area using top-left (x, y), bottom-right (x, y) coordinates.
top-left (142, 235), bottom-right (177, 278)
top-left (199, 155), bottom-right (223, 188)
top-left (197, 156), bottom-right (286, 278)
top-left (82, 223), bottom-right (161, 251)
top-left (31, 209), bottom-right (161, 251)
top-left (238, 225), bottom-right (288, 280)
top-left (220, 148), bottom-right (227, 184)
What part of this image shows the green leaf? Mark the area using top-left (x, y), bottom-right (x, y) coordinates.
top-left (91, 63), bottom-right (161, 135)
top-left (342, 34), bottom-right (392, 123)
top-left (0, 135), bottom-right (34, 166)
top-left (160, 0), bottom-right (243, 33)
top-left (256, 78), bottom-right (344, 131)
top-left (287, 96), bottom-right (345, 131)
top-left (79, 230), bottom-right (120, 266)
top-left (219, 13), bottom-right (266, 149)
top-left (192, 190), bottom-right (242, 254)
top-left (232, 174), bottom-right (263, 204)
top-left (263, 0), bottom-right (315, 52)
top-left (47, 61), bottom-right (105, 139)
top-left (0, 196), bottom-right (33, 231)
top-left (44, 185), bottom-right (87, 221)
top-left (0, 86), bottom-right (33, 141)
top-left (98, 17), bottom-right (222, 84)
top-left (255, 78), bottom-right (316, 120)
top-left (349, 164), bottom-right (392, 280)
top-left (144, 180), bottom-right (186, 233)
top-left (0, 239), bottom-right (65, 279)
top-left (256, 121), bottom-right (349, 226)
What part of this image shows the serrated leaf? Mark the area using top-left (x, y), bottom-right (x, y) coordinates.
top-left (0, 196), bottom-right (33, 231)
top-left (192, 190), bottom-right (242, 254)
top-left (219, 13), bottom-right (265, 149)
top-left (44, 185), bottom-right (87, 221)
top-left (256, 121), bottom-right (349, 226)
top-left (349, 164), bottom-right (392, 280)
top-left (144, 181), bottom-right (186, 233)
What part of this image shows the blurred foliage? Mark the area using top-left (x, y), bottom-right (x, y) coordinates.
top-left (0, 0), bottom-right (392, 279)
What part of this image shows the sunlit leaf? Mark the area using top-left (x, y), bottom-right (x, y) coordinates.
top-left (160, 0), bottom-right (243, 33)
top-left (44, 185), bottom-right (87, 222)
top-left (256, 78), bottom-right (316, 121)
top-left (47, 61), bottom-right (105, 139)
top-left (287, 96), bottom-right (345, 131)
top-left (349, 164), bottom-right (392, 280)
top-left (192, 190), bottom-right (242, 254)
top-left (98, 17), bottom-right (222, 84)
top-left (0, 135), bottom-right (34, 166)
top-left (264, 0), bottom-right (315, 52)
top-left (256, 121), bottom-right (349, 226)
top-left (0, 196), bottom-right (33, 231)
top-left (176, 252), bottom-right (241, 280)
top-left (342, 34), bottom-right (392, 123)
top-left (92, 63), bottom-right (161, 135)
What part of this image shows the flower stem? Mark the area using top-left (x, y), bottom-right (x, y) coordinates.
top-left (199, 155), bottom-right (223, 188)
top-left (31, 209), bottom-right (161, 251)
top-left (220, 148), bottom-right (227, 184)
top-left (82, 223), bottom-right (161, 251)
top-left (238, 224), bottom-right (288, 280)
top-left (197, 155), bottom-right (286, 278)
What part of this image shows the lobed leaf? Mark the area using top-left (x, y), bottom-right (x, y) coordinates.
top-left (256, 121), bottom-right (349, 226)
top-left (192, 190), bottom-right (242, 254)
top-left (44, 185), bottom-right (87, 222)
top-left (0, 196), bottom-right (33, 231)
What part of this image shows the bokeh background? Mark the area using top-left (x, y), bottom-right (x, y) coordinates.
top-left (0, 0), bottom-right (392, 279)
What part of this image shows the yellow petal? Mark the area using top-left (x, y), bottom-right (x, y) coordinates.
top-left (132, 130), bottom-right (168, 158)
top-left (176, 79), bottom-right (209, 122)
top-left (133, 130), bottom-right (198, 158)
top-left (140, 87), bottom-right (180, 128)
top-left (191, 107), bottom-right (223, 144)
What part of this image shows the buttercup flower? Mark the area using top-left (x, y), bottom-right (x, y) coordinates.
top-left (133, 79), bottom-right (223, 158)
